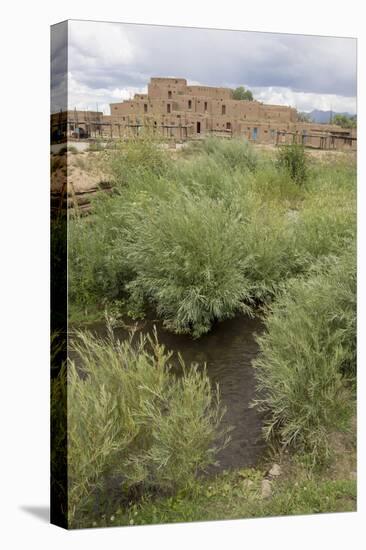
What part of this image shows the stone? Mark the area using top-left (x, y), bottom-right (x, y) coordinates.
top-left (269, 464), bottom-right (282, 477)
top-left (261, 479), bottom-right (272, 499)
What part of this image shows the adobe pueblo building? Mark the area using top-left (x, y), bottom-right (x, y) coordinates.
top-left (51, 77), bottom-right (356, 150)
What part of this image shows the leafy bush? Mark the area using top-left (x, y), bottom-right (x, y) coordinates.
top-left (276, 143), bottom-right (308, 185)
top-left (253, 251), bottom-right (356, 463)
top-left (117, 193), bottom-right (255, 337)
top-left (67, 329), bottom-right (227, 526)
top-left (294, 201), bottom-right (355, 264)
top-left (105, 134), bottom-right (171, 186)
top-left (68, 214), bottom-right (128, 308)
top-left (196, 137), bottom-right (258, 173)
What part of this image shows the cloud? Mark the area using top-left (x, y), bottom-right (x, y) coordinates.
top-left (67, 72), bottom-right (147, 114)
top-left (51, 22), bottom-right (68, 112)
top-left (58, 20), bottom-right (357, 114)
top-left (251, 86), bottom-right (356, 114)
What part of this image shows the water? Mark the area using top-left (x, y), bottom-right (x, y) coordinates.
top-left (83, 314), bottom-right (266, 473)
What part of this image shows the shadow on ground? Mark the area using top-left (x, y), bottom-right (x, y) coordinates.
top-left (20, 506), bottom-right (49, 523)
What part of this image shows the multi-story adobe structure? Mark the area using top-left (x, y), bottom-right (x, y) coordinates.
top-left (51, 77), bottom-right (356, 150)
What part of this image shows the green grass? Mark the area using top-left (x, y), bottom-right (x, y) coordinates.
top-left (85, 467), bottom-right (356, 528)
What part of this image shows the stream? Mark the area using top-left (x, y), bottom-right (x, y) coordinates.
top-left (82, 314), bottom-right (266, 473)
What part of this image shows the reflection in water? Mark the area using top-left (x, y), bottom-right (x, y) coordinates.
top-left (81, 315), bottom-right (265, 472)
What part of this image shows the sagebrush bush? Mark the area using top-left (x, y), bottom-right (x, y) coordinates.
top-left (118, 193), bottom-right (255, 336)
top-left (253, 250), bottom-right (356, 463)
top-left (197, 136), bottom-right (258, 172)
top-left (105, 133), bottom-right (171, 186)
top-left (67, 329), bottom-right (227, 526)
top-left (276, 143), bottom-right (308, 185)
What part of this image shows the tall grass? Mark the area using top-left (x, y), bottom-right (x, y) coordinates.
top-left (276, 143), bottom-right (308, 185)
top-left (197, 136), bottom-right (258, 172)
top-left (67, 329), bottom-right (227, 527)
top-left (253, 250), bottom-right (356, 463)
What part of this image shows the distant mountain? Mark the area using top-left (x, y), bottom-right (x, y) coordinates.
top-left (302, 109), bottom-right (355, 124)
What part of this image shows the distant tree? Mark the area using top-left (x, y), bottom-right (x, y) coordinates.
top-left (233, 86), bottom-right (254, 101)
top-left (332, 114), bottom-right (357, 129)
top-left (297, 112), bottom-right (313, 123)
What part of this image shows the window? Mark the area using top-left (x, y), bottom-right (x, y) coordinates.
top-left (144, 104), bottom-right (148, 113)
top-left (222, 105), bottom-right (226, 115)
top-left (204, 101), bottom-right (208, 111)
top-left (226, 122), bottom-right (231, 130)
top-left (168, 91), bottom-right (172, 99)
top-left (188, 100), bottom-right (192, 109)
top-left (167, 104), bottom-right (171, 114)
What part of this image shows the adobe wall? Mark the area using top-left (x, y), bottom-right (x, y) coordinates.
top-left (51, 78), bottom-right (356, 150)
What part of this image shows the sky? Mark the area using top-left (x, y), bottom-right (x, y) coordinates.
top-left (51, 20), bottom-right (357, 115)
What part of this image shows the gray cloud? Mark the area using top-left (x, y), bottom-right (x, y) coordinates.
top-left (51, 20), bottom-right (357, 114)
top-left (51, 21), bottom-right (68, 112)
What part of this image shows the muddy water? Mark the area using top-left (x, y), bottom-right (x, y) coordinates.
top-left (85, 315), bottom-right (266, 473)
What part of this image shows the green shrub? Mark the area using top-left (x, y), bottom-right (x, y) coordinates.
top-left (105, 134), bottom-right (171, 186)
top-left (68, 215), bottom-right (128, 308)
top-left (276, 143), bottom-right (308, 185)
top-left (198, 137), bottom-right (258, 172)
top-left (253, 251), bottom-right (356, 463)
top-left (67, 329), bottom-right (227, 526)
top-left (294, 190), bottom-right (356, 265)
top-left (117, 193), bottom-right (255, 336)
